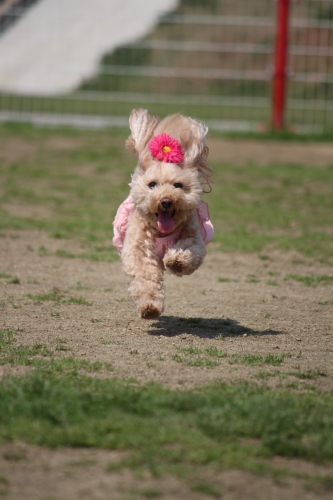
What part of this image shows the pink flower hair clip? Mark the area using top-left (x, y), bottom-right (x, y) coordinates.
top-left (149, 133), bottom-right (184, 164)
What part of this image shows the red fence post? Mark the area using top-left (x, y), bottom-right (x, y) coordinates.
top-left (272, 0), bottom-right (290, 130)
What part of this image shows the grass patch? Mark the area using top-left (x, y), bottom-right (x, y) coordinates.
top-left (229, 354), bottom-right (292, 367)
top-left (27, 288), bottom-right (92, 306)
top-left (0, 328), bottom-right (52, 366)
top-left (65, 458), bottom-right (97, 467)
top-left (49, 358), bottom-right (114, 374)
top-left (27, 287), bottom-right (63, 304)
top-left (177, 347), bottom-right (201, 356)
top-left (287, 370), bottom-right (327, 380)
top-left (7, 276), bottom-right (20, 284)
top-left (65, 297), bottom-right (92, 306)
top-left (175, 346), bottom-right (228, 365)
top-left (71, 282), bottom-right (89, 291)
top-left (172, 354), bottom-right (218, 368)
top-left (284, 274), bottom-right (333, 287)
top-left (246, 275), bottom-right (260, 283)
top-left (55, 338), bottom-right (70, 352)
top-left (204, 347), bottom-right (228, 358)
top-left (187, 357), bottom-right (218, 368)
top-left (0, 329), bottom-right (113, 373)
top-left (174, 348), bottom-right (291, 369)
top-left (256, 369), bottom-right (327, 381)
top-left (0, 125), bottom-right (332, 260)
top-left (266, 280), bottom-right (279, 286)
top-left (0, 371), bottom-right (333, 479)
top-left (78, 251), bottom-right (118, 262)
top-left (191, 482), bottom-right (221, 498)
top-left (38, 246), bottom-right (51, 257)
top-left (3, 451), bottom-right (25, 461)
top-left (55, 249), bottom-right (76, 259)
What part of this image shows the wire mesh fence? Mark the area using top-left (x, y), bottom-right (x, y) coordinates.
top-left (0, 0), bottom-right (332, 133)
top-left (287, 0), bottom-right (333, 132)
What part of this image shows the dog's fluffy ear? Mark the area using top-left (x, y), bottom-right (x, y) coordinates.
top-left (182, 118), bottom-right (208, 166)
top-left (125, 109), bottom-right (159, 158)
top-left (181, 118), bottom-right (212, 191)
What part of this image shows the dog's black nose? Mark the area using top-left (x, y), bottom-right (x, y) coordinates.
top-left (160, 198), bottom-right (173, 210)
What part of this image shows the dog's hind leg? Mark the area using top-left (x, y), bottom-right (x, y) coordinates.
top-left (121, 212), bottom-right (164, 319)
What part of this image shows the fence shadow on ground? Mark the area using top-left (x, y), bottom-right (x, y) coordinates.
top-left (147, 316), bottom-right (284, 339)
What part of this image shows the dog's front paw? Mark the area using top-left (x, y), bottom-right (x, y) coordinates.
top-left (138, 303), bottom-right (162, 320)
top-left (163, 248), bottom-right (197, 276)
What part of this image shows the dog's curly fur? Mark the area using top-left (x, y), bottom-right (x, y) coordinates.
top-left (121, 108), bottom-right (212, 319)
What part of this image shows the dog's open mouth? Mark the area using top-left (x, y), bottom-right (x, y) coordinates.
top-left (155, 210), bottom-right (175, 234)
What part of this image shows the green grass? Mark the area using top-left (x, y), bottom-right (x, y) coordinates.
top-left (0, 329), bottom-right (113, 373)
top-left (0, 328), bottom-right (333, 487)
top-left (173, 349), bottom-right (290, 368)
top-left (266, 280), bottom-right (279, 286)
top-left (204, 347), bottom-right (228, 358)
top-left (177, 347), bottom-right (201, 355)
top-left (246, 275), bottom-right (260, 283)
top-left (287, 369), bottom-right (327, 380)
top-left (172, 353), bottom-right (218, 368)
top-left (229, 354), bottom-right (292, 367)
top-left (191, 482), bottom-right (222, 498)
top-left (65, 458), bottom-right (97, 467)
top-left (0, 329), bottom-right (53, 366)
top-left (256, 369), bottom-right (327, 381)
top-left (1, 370), bottom-right (333, 480)
top-left (26, 287), bottom-right (92, 306)
top-left (66, 297), bottom-right (92, 306)
top-left (174, 346), bottom-right (228, 366)
top-left (0, 124), bottom-right (332, 261)
top-left (7, 276), bottom-right (20, 284)
top-left (55, 338), bottom-right (70, 352)
top-left (284, 274), bottom-right (333, 287)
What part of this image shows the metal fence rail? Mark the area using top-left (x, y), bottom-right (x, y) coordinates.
top-left (0, 0), bottom-right (332, 133)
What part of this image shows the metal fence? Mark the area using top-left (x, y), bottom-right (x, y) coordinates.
top-left (287, 0), bottom-right (333, 133)
top-left (0, 0), bottom-right (332, 133)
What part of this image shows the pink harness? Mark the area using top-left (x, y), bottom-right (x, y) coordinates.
top-left (112, 195), bottom-right (214, 260)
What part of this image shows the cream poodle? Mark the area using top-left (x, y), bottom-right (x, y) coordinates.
top-left (113, 109), bottom-right (213, 319)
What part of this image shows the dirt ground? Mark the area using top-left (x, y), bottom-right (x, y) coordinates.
top-left (1, 230), bottom-right (333, 390)
top-left (0, 138), bottom-right (333, 499)
top-left (1, 231), bottom-right (333, 499)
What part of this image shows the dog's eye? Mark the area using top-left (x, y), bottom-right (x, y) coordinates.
top-left (174, 183), bottom-right (183, 189)
top-left (148, 182), bottom-right (157, 189)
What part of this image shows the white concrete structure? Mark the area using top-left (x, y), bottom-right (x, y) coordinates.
top-left (0, 0), bottom-right (177, 95)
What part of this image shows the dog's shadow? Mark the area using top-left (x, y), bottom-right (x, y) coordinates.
top-left (147, 316), bottom-right (284, 339)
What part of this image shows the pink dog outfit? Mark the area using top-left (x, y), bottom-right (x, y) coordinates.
top-left (112, 195), bottom-right (214, 260)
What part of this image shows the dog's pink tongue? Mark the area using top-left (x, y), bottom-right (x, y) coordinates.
top-left (157, 212), bottom-right (175, 234)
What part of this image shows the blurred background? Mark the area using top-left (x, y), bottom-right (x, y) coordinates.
top-left (0, 0), bottom-right (332, 134)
